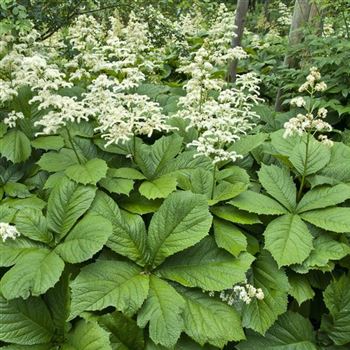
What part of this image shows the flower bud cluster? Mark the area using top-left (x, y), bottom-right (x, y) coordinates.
top-left (284, 67), bottom-right (333, 147)
top-left (283, 112), bottom-right (332, 139)
top-left (0, 223), bottom-right (20, 242)
top-left (4, 111), bottom-right (25, 128)
top-left (298, 67), bottom-right (327, 93)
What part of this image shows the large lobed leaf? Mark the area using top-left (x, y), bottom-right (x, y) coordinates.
top-left (55, 212), bottom-right (112, 263)
top-left (47, 177), bottom-right (96, 239)
top-left (137, 276), bottom-right (185, 348)
top-left (264, 214), bottom-right (313, 267)
top-left (0, 249), bottom-right (64, 299)
top-left (157, 236), bottom-right (254, 291)
top-left (322, 274), bottom-right (350, 345)
top-left (176, 287), bottom-right (245, 348)
top-left (242, 251), bottom-right (289, 335)
top-left (70, 260), bottom-right (149, 319)
top-left (147, 191), bottom-right (212, 267)
top-left (238, 311), bottom-right (317, 350)
top-left (91, 191), bottom-right (148, 265)
top-left (258, 164), bottom-right (297, 212)
top-left (0, 295), bottom-right (54, 345)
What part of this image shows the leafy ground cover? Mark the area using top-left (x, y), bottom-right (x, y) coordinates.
top-left (0, 1), bottom-right (350, 349)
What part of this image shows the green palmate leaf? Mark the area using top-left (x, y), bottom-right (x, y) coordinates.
top-left (319, 142), bottom-right (350, 182)
top-left (296, 184), bottom-right (350, 213)
top-left (157, 236), bottom-right (254, 291)
top-left (0, 237), bottom-right (43, 267)
top-left (135, 134), bottom-right (183, 179)
top-left (62, 320), bottom-right (112, 350)
top-left (228, 133), bottom-right (268, 156)
top-left (211, 206), bottom-right (261, 225)
top-left (44, 173), bottom-right (66, 189)
top-left (70, 260), bottom-right (149, 319)
top-left (15, 208), bottom-right (52, 243)
top-left (98, 311), bottom-right (144, 350)
top-left (161, 151), bottom-right (212, 176)
top-left (242, 251), bottom-right (289, 335)
top-left (322, 274), bottom-right (350, 345)
top-left (2, 196), bottom-right (46, 210)
top-left (295, 233), bottom-right (350, 272)
top-left (55, 213), bottom-right (112, 263)
top-left (288, 272), bottom-right (315, 305)
top-left (31, 135), bottom-right (64, 151)
top-left (0, 249), bottom-right (64, 299)
top-left (238, 311), bottom-right (317, 350)
top-left (176, 287), bottom-right (245, 348)
top-left (0, 295), bottom-right (54, 345)
top-left (0, 130), bottom-right (31, 163)
top-left (290, 137), bottom-right (331, 175)
top-left (37, 149), bottom-right (79, 172)
top-left (229, 190), bottom-right (287, 215)
top-left (178, 168), bottom-right (247, 203)
top-left (4, 182), bottom-right (31, 198)
top-left (210, 181), bottom-right (248, 205)
top-left (99, 177), bottom-right (134, 196)
top-left (91, 191), bottom-right (147, 265)
top-left (300, 208), bottom-right (350, 233)
top-left (147, 191), bottom-right (212, 267)
top-left (177, 168), bottom-right (212, 196)
top-left (213, 219), bottom-right (247, 257)
top-left (47, 177), bottom-right (96, 238)
top-left (44, 272), bottom-right (71, 337)
top-left (270, 129), bottom-right (301, 156)
top-left (217, 166), bottom-right (249, 184)
top-left (0, 205), bottom-right (16, 222)
top-left (65, 158), bottom-right (108, 185)
top-left (139, 175), bottom-right (177, 199)
top-left (119, 192), bottom-right (162, 215)
top-left (258, 164), bottom-right (297, 211)
top-left (137, 276), bottom-right (185, 348)
top-left (264, 214), bottom-right (313, 267)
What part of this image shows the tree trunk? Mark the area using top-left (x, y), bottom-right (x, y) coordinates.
top-left (264, 0), bottom-right (271, 23)
top-left (275, 0), bottom-right (312, 111)
top-left (308, 2), bottom-right (322, 35)
top-left (228, 0), bottom-right (249, 82)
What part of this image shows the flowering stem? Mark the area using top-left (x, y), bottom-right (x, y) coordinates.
top-left (66, 127), bottom-right (82, 164)
top-left (133, 134), bottom-right (136, 160)
top-left (297, 132), bottom-right (310, 201)
top-left (211, 164), bottom-right (217, 200)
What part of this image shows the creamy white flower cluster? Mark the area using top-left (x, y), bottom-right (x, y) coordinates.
top-left (0, 30), bottom-right (71, 108)
top-left (206, 282), bottom-right (264, 306)
top-left (179, 68), bottom-right (261, 164)
top-left (84, 75), bottom-right (174, 146)
top-left (0, 29), bottom-right (83, 131)
top-left (276, 2), bottom-right (292, 28)
top-left (65, 11), bottom-right (155, 88)
top-left (283, 111), bottom-right (332, 136)
top-left (174, 8), bottom-right (262, 165)
top-left (1, 13), bottom-right (171, 143)
top-left (284, 68), bottom-right (333, 146)
top-left (0, 223), bottom-right (20, 242)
